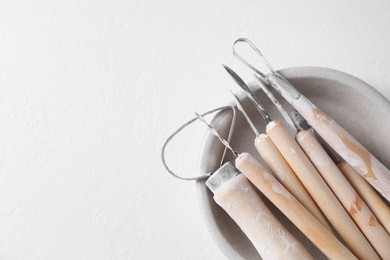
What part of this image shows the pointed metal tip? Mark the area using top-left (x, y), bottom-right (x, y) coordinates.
top-left (230, 89), bottom-right (242, 111)
top-left (229, 90), bottom-right (244, 109)
top-left (222, 65), bottom-right (252, 95)
top-left (229, 89), bottom-right (237, 98)
top-left (229, 90), bottom-right (260, 136)
top-left (229, 90), bottom-right (243, 109)
top-left (222, 64), bottom-right (236, 78)
top-left (222, 64), bottom-right (235, 77)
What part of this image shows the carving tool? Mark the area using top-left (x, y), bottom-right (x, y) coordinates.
top-left (207, 162), bottom-right (312, 260)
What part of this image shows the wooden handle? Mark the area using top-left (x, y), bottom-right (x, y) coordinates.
top-left (339, 161), bottom-right (390, 234)
top-left (297, 130), bottom-right (390, 259)
top-left (214, 174), bottom-right (312, 260)
top-left (254, 133), bottom-right (332, 231)
top-left (266, 120), bottom-right (379, 260)
top-left (293, 95), bottom-right (390, 202)
top-left (235, 153), bottom-right (356, 260)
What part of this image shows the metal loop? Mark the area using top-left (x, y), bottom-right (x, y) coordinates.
top-left (161, 106), bottom-right (236, 181)
top-left (232, 38), bottom-right (275, 78)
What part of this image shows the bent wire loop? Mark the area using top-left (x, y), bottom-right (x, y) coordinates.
top-left (232, 38), bottom-right (301, 102)
top-left (161, 106), bottom-right (237, 181)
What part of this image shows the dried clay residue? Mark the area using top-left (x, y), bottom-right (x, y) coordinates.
top-left (349, 192), bottom-right (363, 216)
top-left (295, 96), bottom-right (379, 181)
top-left (338, 131), bottom-right (377, 180)
top-left (263, 172), bottom-right (293, 200)
top-left (271, 182), bottom-right (293, 200)
top-left (370, 158), bottom-right (390, 197)
top-left (236, 181), bottom-right (250, 193)
top-left (240, 153), bottom-right (264, 169)
top-left (369, 215), bottom-right (377, 227)
top-left (312, 107), bottom-right (378, 181)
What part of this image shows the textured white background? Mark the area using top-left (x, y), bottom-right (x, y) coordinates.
top-left (1, 0), bottom-right (390, 259)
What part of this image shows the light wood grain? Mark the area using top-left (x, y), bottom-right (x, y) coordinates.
top-left (214, 174), bottom-right (312, 259)
top-left (266, 120), bottom-right (379, 260)
top-left (298, 130), bottom-right (390, 259)
top-left (293, 95), bottom-right (390, 202)
top-left (235, 153), bottom-right (356, 260)
top-left (254, 133), bottom-right (331, 231)
top-left (339, 161), bottom-right (390, 235)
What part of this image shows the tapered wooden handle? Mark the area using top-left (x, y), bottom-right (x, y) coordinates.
top-left (339, 161), bottom-right (390, 234)
top-left (266, 120), bottom-right (379, 260)
top-left (235, 153), bottom-right (356, 260)
top-left (214, 174), bottom-right (312, 260)
top-left (297, 130), bottom-right (390, 259)
top-left (254, 134), bottom-right (332, 231)
top-left (293, 95), bottom-right (390, 202)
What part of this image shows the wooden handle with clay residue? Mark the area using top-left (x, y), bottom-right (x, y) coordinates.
top-left (266, 120), bottom-right (379, 260)
top-left (214, 174), bottom-right (312, 260)
top-left (297, 130), bottom-right (390, 259)
top-left (235, 153), bottom-right (357, 260)
top-left (292, 95), bottom-right (390, 202)
top-left (339, 161), bottom-right (390, 235)
top-left (254, 133), bottom-right (332, 232)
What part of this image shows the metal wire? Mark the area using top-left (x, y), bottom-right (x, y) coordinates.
top-left (161, 106), bottom-right (237, 181)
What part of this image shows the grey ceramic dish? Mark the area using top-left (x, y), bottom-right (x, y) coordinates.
top-left (197, 67), bottom-right (390, 259)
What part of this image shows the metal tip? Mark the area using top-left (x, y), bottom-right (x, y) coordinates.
top-left (253, 75), bottom-right (298, 132)
top-left (223, 65), bottom-right (272, 124)
top-left (230, 90), bottom-right (260, 136)
top-left (222, 64), bottom-right (252, 94)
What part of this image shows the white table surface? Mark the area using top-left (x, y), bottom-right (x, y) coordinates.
top-left (1, 0), bottom-right (390, 259)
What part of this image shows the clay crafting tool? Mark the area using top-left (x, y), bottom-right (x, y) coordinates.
top-left (196, 112), bottom-right (357, 260)
top-left (291, 111), bottom-right (390, 235)
top-left (291, 111), bottom-right (390, 259)
top-left (232, 38), bottom-right (390, 202)
top-left (224, 65), bottom-right (380, 260)
top-left (229, 90), bottom-right (331, 231)
top-left (161, 106), bottom-right (311, 259)
top-left (207, 162), bottom-right (312, 260)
